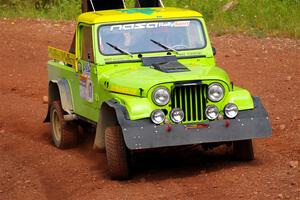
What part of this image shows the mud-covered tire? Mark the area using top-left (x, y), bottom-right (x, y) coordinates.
top-left (233, 139), bottom-right (254, 161)
top-left (50, 101), bottom-right (78, 149)
top-left (105, 126), bottom-right (130, 180)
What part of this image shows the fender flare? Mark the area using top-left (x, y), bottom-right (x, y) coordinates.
top-left (44, 79), bottom-right (74, 122)
top-left (94, 99), bottom-right (129, 149)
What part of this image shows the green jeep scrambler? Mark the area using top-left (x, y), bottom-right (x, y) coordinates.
top-left (44, 0), bottom-right (272, 179)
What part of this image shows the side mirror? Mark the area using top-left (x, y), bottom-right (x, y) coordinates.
top-left (212, 47), bottom-right (217, 56)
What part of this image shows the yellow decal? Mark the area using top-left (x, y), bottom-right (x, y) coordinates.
top-left (48, 47), bottom-right (76, 66)
top-left (110, 85), bottom-right (137, 96)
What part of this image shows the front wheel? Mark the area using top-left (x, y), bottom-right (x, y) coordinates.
top-left (50, 101), bottom-right (78, 149)
top-left (232, 139), bottom-right (254, 161)
top-left (105, 126), bottom-right (130, 180)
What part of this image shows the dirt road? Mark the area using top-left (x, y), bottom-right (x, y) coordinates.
top-left (0, 19), bottom-right (299, 200)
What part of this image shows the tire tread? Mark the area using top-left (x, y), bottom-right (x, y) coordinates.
top-left (50, 101), bottom-right (78, 149)
top-left (233, 139), bottom-right (254, 161)
top-left (105, 126), bottom-right (130, 180)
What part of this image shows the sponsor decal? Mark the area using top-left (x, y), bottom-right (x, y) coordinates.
top-left (79, 61), bottom-right (93, 102)
top-left (83, 62), bottom-right (91, 75)
top-left (173, 21), bottom-right (191, 27)
top-left (110, 21), bottom-right (190, 31)
top-left (185, 123), bottom-right (209, 129)
top-left (48, 47), bottom-right (76, 66)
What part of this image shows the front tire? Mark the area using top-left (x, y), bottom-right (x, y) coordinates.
top-left (50, 101), bottom-right (78, 149)
top-left (105, 126), bottom-right (130, 180)
top-left (232, 139), bottom-right (254, 161)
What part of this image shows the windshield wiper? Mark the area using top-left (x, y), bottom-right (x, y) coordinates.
top-left (150, 39), bottom-right (179, 54)
top-left (106, 42), bottom-right (133, 57)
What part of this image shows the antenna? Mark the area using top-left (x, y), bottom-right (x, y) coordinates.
top-left (89, 0), bottom-right (96, 13)
top-left (159, 0), bottom-right (165, 7)
top-left (123, 0), bottom-right (127, 9)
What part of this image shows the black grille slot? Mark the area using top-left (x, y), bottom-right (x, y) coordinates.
top-left (171, 84), bottom-right (206, 123)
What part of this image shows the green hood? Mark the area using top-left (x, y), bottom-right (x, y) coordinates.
top-left (101, 63), bottom-right (231, 96)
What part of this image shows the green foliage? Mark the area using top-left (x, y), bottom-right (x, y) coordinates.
top-left (0, 0), bottom-right (299, 38)
top-left (0, 0), bottom-right (81, 19)
top-left (164, 0), bottom-right (300, 38)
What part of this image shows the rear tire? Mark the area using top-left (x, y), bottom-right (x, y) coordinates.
top-left (233, 139), bottom-right (254, 161)
top-left (105, 126), bottom-right (130, 180)
top-left (50, 101), bottom-right (78, 149)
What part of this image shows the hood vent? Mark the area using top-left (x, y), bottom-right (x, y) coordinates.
top-left (142, 56), bottom-right (190, 73)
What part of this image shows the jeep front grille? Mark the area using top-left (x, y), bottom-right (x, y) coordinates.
top-left (171, 83), bottom-right (206, 123)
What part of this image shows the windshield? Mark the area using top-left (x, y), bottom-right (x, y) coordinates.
top-left (98, 20), bottom-right (206, 55)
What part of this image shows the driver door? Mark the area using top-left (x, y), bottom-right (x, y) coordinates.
top-left (74, 24), bottom-right (98, 121)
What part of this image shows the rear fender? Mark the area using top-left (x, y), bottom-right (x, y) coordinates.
top-left (44, 79), bottom-right (74, 122)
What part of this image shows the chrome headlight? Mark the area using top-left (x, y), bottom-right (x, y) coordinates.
top-left (152, 87), bottom-right (170, 106)
top-left (151, 110), bottom-right (166, 124)
top-left (205, 105), bottom-right (219, 120)
top-left (224, 103), bottom-right (238, 119)
top-left (208, 83), bottom-right (225, 102)
top-left (170, 108), bottom-right (184, 123)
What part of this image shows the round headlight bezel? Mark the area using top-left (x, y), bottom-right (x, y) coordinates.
top-left (224, 103), bottom-right (239, 119)
top-left (205, 105), bottom-right (219, 120)
top-left (207, 83), bottom-right (225, 102)
top-left (152, 87), bottom-right (170, 106)
top-left (151, 109), bottom-right (166, 124)
top-left (170, 108), bottom-right (184, 123)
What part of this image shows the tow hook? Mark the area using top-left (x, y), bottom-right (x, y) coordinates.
top-left (164, 119), bottom-right (172, 132)
top-left (225, 119), bottom-right (230, 127)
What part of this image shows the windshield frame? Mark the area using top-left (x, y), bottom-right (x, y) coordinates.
top-left (97, 18), bottom-right (207, 56)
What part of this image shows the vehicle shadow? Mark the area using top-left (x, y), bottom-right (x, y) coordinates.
top-left (128, 145), bottom-right (263, 182)
top-left (41, 127), bottom-right (263, 182)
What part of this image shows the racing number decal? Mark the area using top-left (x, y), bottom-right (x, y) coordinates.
top-left (79, 62), bottom-right (94, 103)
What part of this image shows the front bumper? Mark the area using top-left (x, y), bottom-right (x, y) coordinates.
top-left (110, 97), bottom-right (272, 150)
